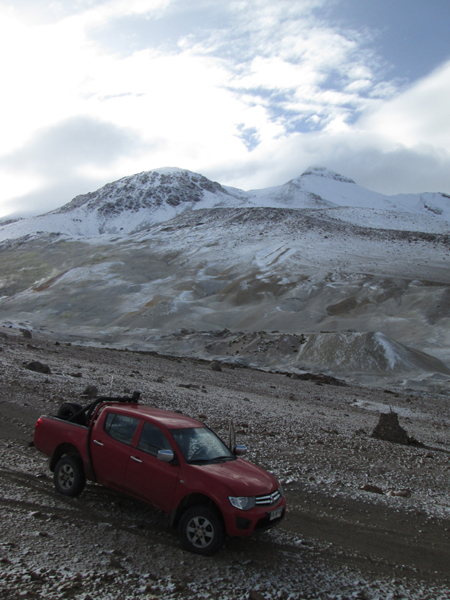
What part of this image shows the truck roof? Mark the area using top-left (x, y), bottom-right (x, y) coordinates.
top-left (102, 404), bottom-right (203, 429)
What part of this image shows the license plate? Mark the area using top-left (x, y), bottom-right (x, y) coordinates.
top-left (269, 507), bottom-right (283, 521)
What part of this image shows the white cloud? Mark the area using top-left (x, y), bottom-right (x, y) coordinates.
top-left (360, 60), bottom-right (450, 149)
top-left (0, 0), bottom-right (449, 218)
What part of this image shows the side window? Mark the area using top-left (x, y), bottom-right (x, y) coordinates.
top-left (104, 413), bottom-right (140, 445)
top-left (138, 422), bottom-right (172, 457)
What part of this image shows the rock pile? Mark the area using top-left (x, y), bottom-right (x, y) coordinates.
top-left (371, 410), bottom-right (422, 446)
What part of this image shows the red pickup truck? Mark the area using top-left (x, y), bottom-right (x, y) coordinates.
top-left (33, 393), bottom-right (286, 555)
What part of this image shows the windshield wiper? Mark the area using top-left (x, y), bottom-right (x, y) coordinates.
top-left (188, 455), bottom-right (235, 465)
top-left (211, 455), bottom-right (235, 462)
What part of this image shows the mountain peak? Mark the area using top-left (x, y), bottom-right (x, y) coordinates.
top-left (1, 164), bottom-right (448, 244)
top-left (52, 168), bottom-right (229, 217)
top-left (301, 166), bottom-right (356, 184)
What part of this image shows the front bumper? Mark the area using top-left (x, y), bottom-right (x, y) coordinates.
top-left (223, 497), bottom-right (287, 537)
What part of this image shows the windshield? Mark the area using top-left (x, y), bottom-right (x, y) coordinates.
top-left (170, 427), bottom-right (235, 464)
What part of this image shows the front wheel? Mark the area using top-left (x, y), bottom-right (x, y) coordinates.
top-left (54, 456), bottom-right (86, 497)
top-left (178, 506), bottom-right (225, 556)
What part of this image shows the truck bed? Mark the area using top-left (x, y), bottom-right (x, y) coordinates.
top-left (34, 415), bottom-right (89, 468)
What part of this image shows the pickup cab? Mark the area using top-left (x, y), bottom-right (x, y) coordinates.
top-left (33, 393), bottom-right (286, 555)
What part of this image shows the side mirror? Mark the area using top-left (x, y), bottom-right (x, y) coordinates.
top-left (157, 449), bottom-right (174, 463)
top-left (235, 444), bottom-right (247, 456)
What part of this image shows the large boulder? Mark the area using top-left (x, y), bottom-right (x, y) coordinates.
top-left (25, 361), bottom-right (51, 374)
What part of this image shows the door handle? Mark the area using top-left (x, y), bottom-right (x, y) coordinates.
top-left (131, 456), bottom-right (142, 463)
top-left (93, 440), bottom-right (104, 446)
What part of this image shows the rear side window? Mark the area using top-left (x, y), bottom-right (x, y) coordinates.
top-left (104, 413), bottom-right (139, 445)
top-left (138, 422), bottom-right (172, 456)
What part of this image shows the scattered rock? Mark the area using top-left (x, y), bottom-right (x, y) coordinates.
top-left (388, 489), bottom-right (411, 498)
top-left (355, 428), bottom-right (367, 436)
top-left (25, 361), bottom-right (51, 374)
top-left (249, 591), bottom-right (265, 600)
top-left (211, 360), bottom-right (222, 372)
top-left (109, 557), bottom-right (124, 569)
top-left (21, 329), bottom-right (32, 339)
top-left (361, 483), bottom-right (384, 495)
top-left (82, 385), bottom-right (99, 398)
top-left (292, 372), bottom-right (346, 386)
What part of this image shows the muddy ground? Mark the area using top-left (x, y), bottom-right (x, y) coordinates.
top-left (1, 326), bottom-right (450, 600)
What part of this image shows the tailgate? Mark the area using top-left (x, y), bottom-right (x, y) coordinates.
top-left (34, 415), bottom-right (89, 458)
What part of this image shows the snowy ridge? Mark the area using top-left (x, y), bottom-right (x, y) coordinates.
top-left (0, 166), bottom-right (449, 242)
top-left (1, 165), bottom-right (450, 388)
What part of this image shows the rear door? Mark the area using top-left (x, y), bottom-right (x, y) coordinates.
top-left (90, 411), bottom-right (140, 490)
top-left (125, 421), bottom-right (180, 511)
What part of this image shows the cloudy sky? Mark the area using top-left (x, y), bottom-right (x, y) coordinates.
top-left (1, 0), bottom-right (450, 218)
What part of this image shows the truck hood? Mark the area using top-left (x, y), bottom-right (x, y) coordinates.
top-left (189, 458), bottom-right (280, 496)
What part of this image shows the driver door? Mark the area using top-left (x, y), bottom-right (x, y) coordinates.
top-left (125, 421), bottom-right (180, 512)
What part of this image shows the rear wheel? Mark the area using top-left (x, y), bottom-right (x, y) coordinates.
top-left (178, 505), bottom-right (225, 556)
top-left (54, 456), bottom-right (86, 497)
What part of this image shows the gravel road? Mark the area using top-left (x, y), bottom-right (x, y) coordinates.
top-left (1, 327), bottom-right (450, 599)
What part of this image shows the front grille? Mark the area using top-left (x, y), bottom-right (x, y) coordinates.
top-left (255, 489), bottom-right (281, 506)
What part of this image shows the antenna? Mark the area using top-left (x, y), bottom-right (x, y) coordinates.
top-left (109, 375), bottom-right (114, 397)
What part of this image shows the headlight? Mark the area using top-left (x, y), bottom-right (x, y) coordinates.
top-left (229, 496), bottom-right (256, 511)
top-left (278, 485), bottom-right (284, 497)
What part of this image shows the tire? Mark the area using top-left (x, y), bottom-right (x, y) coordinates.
top-left (178, 505), bottom-right (225, 556)
top-left (54, 456), bottom-right (86, 497)
top-left (57, 402), bottom-right (85, 425)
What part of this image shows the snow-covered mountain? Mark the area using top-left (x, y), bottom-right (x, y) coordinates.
top-left (1, 166), bottom-right (449, 242)
top-left (1, 166), bottom-right (450, 391)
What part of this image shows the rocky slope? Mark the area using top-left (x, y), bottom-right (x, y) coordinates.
top-left (0, 166), bottom-right (449, 392)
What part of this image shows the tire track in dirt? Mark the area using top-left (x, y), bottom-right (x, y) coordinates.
top-left (282, 488), bottom-right (450, 584)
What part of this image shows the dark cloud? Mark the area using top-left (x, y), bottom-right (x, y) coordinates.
top-left (0, 176), bottom-right (112, 218)
top-left (204, 137), bottom-right (450, 197)
top-left (0, 116), bottom-right (163, 217)
top-left (331, 146), bottom-right (450, 196)
top-left (2, 116), bottom-right (145, 177)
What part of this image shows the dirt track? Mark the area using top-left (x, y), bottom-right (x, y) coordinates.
top-left (1, 327), bottom-right (450, 599)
